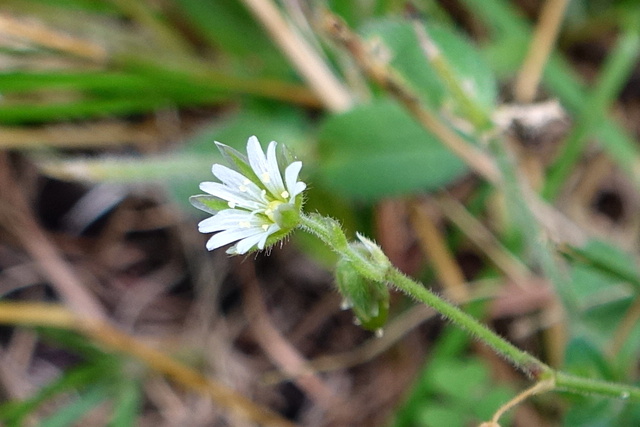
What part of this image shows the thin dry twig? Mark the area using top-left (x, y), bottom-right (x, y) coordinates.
top-left (237, 259), bottom-right (340, 410)
top-left (434, 194), bottom-right (532, 285)
top-left (409, 199), bottom-right (470, 302)
top-left (241, 0), bottom-right (352, 112)
top-left (488, 378), bottom-right (555, 425)
top-left (513, 0), bottom-right (571, 103)
top-left (0, 122), bottom-right (159, 149)
top-left (262, 303), bottom-right (435, 384)
top-left (321, 11), bottom-right (501, 182)
top-left (0, 301), bottom-right (298, 427)
top-left (0, 153), bottom-right (106, 321)
top-left (321, 10), bottom-right (585, 250)
top-left (0, 13), bottom-right (107, 62)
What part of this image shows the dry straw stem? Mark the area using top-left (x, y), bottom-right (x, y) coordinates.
top-left (514, 0), bottom-right (571, 103)
top-left (0, 154), bottom-right (106, 321)
top-left (262, 304), bottom-right (435, 384)
top-left (488, 378), bottom-right (555, 425)
top-left (238, 259), bottom-right (340, 409)
top-left (321, 11), bottom-right (501, 183)
top-left (409, 199), bottom-right (470, 302)
top-left (434, 194), bottom-right (532, 285)
top-left (241, 0), bottom-right (352, 112)
top-left (0, 122), bottom-right (159, 149)
top-left (321, 11), bottom-right (585, 249)
top-left (0, 13), bottom-right (107, 62)
top-left (0, 301), bottom-right (298, 427)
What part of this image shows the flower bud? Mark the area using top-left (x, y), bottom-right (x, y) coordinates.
top-left (335, 256), bottom-right (389, 331)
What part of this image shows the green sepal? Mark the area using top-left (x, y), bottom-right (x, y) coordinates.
top-left (215, 142), bottom-right (263, 189)
top-left (189, 194), bottom-right (229, 215)
top-left (273, 203), bottom-right (301, 230)
top-left (335, 257), bottom-right (390, 331)
top-left (278, 143), bottom-right (298, 170)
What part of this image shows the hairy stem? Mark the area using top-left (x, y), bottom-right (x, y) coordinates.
top-left (299, 213), bottom-right (549, 378)
top-left (299, 212), bottom-right (640, 401)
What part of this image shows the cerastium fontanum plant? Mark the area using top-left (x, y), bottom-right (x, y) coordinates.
top-left (191, 136), bottom-right (640, 426)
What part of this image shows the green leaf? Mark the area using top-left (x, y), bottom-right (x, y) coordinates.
top-left (564, 337), bottom-right (613, 380)
top-left (562, 397), bottom-right (622, 427)
top-left (317, 100), bottom-right (467, 200)
top-left (568, 239), bottom-right (640, 291)
top-left (0, 363), bottom-right (107, 426)
top-left (360, 19), bottom-right (497, 112)
top-left (40, 384), bottom-right (109, 427)
top-left (429, 359), bottom-right (487, 399)
top-left (108, 381), bottom-right (141, 427)
top-left (174, 0), bottom-right (289, 77)
top-left (417, 404), bottom-right (466, 427)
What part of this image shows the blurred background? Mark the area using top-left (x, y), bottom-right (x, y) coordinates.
top-left (1, 0), bottom-right (640, 426)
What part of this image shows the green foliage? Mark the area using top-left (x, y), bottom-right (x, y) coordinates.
top-left (6, 0), bottom-right (640, 424)
top-left (0, 329), bottom-right (141, 427)
top-left (360, 19), bottom-right (497, 112)
top-left (318, 100), bottom-right (467, 200)
top-left (391, 327), bottom-right (514, 427)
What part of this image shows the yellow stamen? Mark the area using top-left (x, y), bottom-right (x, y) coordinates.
top-left (264, 200), bottom-right (283, 222)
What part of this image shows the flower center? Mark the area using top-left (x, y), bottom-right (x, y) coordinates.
top-left (264, 200), bottom-right (284, 222)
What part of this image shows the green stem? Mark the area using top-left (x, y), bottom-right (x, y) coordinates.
top-left (384, 267), bottom-right (549, 376)
top-left (299, 212), bottom-right (550, 378)
top-left (298, 212), bottom-right (640, 400)
top-left (555, 372), bottom-right (640, 400)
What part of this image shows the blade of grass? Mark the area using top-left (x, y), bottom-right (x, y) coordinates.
top-left (39, 384), bottom-right (110, 427)
top-left (543, 24), bottom-right (640, 199)
top-left (107, 0), bottom-right (194, 56)
top-left (0, 363), bottom-right (109, 425)
top-left (36, 154), bottom-right (213, 182)
top-left (0, 302), bottom-right (298, 427)
top-left (463, 0), bottom-right (640, 194)
top-left (0, 95), bottom-right (224, 125)
top-left (108, 380), bottom-right (141, 427)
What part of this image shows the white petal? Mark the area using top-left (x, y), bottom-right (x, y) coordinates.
top-left (205, 227), bottom-right (263, 251)
top-left (247, 136), bottom-right (270, 185)
top-left (247, 137), bottom-right (283, 198)
top-left (265, 141), bottom-right (286, 197)
top-left (212, 164), bottom-right (265, 202)
top-left (235, 233), bottom-right (268, 254)
top-left (284, 161), bottom-right (306, 199)
top-left (198, 210), bottom-right (259, 233)
top-left (258, 224), bottom-right (279, 248)
top-left (199, 182), bottom-right (263, 211)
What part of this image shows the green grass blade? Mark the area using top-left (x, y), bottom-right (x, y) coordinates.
top-left (0, 363), bottom-right (108, 426)
top-left (40, 384), bottom-right (109, 427)
top-left (108, 381), bottom-right (141, 427)
top-left (544, 27), bottom-right (640, 199)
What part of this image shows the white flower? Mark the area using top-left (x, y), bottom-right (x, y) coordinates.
top-left (191, 136), bottom-right (306, 254)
